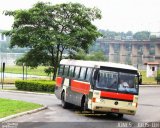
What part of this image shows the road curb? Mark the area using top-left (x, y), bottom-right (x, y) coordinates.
top-left (0, 106), bottom-right (48, 122)
top-left (0, 90), bottom-right (54, 96)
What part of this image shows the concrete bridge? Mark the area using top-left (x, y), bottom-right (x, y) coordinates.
top-left (94, 38), bottom-right (160, 65)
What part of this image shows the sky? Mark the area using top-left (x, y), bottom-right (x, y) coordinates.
top-left (0, 0), bottom-right (160, 33)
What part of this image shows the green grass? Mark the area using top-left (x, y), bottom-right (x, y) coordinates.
top-left (0, 98), bottom-right (42, 118)
top-left (140, 70), bottom-right (157, 84)
top-left (4, 66), bottom-right (47, 76)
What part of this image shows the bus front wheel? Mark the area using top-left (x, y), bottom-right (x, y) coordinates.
top-left (118, 113), bottom-right (123, 118)
top-left (61, 91), bottom-right (68, 109)
top-left (81, 97), bottom-right (87, 112)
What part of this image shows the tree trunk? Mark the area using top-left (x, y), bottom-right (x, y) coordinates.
top-left (52, 66), bottom-right (57, 80)
top-left (52, 44), bottom-right (60, 80)
top-left (60, 49), bottom-right (64, 61)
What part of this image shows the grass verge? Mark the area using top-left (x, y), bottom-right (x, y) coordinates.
top-left (0, 98), bottom-right (42, 118)
top-left (140, 70), bottom-right (157, 85)
top-left (4, 66), bottom-right (47, 76)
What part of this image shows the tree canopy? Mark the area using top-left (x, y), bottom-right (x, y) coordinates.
top-left (99, 30), bottom-right (150, 41)
top-left (68, 50), bottom-right (108, 61)
top-left (4, 2), bottom-right (102, 79)
top-left (133, 31), bottom-right (150, 40)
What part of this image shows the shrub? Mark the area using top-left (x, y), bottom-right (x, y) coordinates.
top-left (15, 80), bottom-right (55, 92)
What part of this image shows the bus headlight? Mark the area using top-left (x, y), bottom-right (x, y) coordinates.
top-left (132, 102), bottom-right (138, 107)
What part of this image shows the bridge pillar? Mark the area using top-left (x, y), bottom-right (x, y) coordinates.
top-left (131, 44), bottom-right (138, 56)
top-left (109, 44), bottom-right (114, 55)
top-left (143, 44), bottom-right (150, 57)
top-left (119, 43), bottom-right (127, 64)
top-left (155, 44), bottom-right (160, 57)
top-left (131, 44), bottom-right (138, 64)
top-left (109, 44), bottom-right (115, 62)
top-left (131, 56), bottom-right (137, 65)
top-left (120, 44), bottom-right (127, 55)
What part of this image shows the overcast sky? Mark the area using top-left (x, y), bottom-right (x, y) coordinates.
top-left (0, 0), bottom-right (160, 33)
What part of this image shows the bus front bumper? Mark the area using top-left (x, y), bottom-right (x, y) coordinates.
top-left (88, 99), bottom-right (137, 115)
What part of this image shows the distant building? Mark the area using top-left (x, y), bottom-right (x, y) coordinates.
top-left (0, 32), bottom-right (6, 41)
top-left (125, 36), bottom-right (133, 40)
top-left (114, 36), bottom-right (121, 40)
top-left (0, 30), bottom-right (9, 42)
top-left (150, 32), bottom-right (160, 38)
top-left (0, 29), bottom-right (28, 65)
top-left (150, 32), bottom-right (160, 40)
top-left (144, 62), bottom-right (159, 77)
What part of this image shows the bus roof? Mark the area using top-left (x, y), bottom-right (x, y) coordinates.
top-left (60, 59), bottom-right (138, 71)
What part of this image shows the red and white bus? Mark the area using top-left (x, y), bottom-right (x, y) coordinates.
top-left (55, 59), bottom-right (139, 118)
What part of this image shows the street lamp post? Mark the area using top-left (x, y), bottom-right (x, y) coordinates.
top-left (23, 63), bottom-right (25, 80)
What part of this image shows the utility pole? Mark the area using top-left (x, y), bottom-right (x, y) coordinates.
top-left (23, 63), bottom-right (24, 80)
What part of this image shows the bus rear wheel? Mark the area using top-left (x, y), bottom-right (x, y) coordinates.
top-left (61, 91), bottom-right (68, 109)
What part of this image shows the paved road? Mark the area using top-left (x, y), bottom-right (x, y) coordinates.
top-left (0, 87), bottom-right (160, 127)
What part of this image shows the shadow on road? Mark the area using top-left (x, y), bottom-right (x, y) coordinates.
top-left (56, 104), bottom-right (130, 122)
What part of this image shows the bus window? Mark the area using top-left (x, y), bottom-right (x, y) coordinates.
top-left (95, 70), bottom-right (118, 90)
top-left (74, 67), bottom-right (80, 79)
top-left (118, 73), bottom-right (138, 94)
top-left (63, 65), bottom-right (69, 77)
top-left (58, 65), bottom-right (64, 76)
top-left (69, 66), bottom-right (75, 77)
top-left (79, 67), bottom-right (86, 80)
top-left (85, 68), bottom-right (92, 81)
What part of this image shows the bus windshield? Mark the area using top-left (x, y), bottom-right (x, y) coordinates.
top-left (95, 70), bottom-right (138, 94)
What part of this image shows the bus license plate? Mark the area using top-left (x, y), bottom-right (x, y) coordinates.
top-left (111, 108), bottom-right (119, 113)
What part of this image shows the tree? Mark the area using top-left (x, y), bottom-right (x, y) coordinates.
top-left (133, 31), bottom-right (150, 40)
top-left (68, 50), bottom-right (108, 61)
top-left (86, 51), bottom-right (108, 61)
top-left (3, 2), bottom-right (101, 80)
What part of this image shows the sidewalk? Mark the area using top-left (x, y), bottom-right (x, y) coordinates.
top-left (0, 84), bottom-right (16, 89)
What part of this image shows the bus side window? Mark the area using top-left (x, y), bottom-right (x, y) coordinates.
top-left (79, 67), bottom-right (87, 80)
top-left (58, 65), bottom-right (64, 76)
top-left (74, 67), bottom-right (80, 79)
top-left (63, 65), bottom-right (69, 77)
top-left (69, 66), bottom-right (75, 78)
top-left (85, 68), bottom-right (92, 81)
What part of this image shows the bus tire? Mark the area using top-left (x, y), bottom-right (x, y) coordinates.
top-left (117, 113), bottom-right (123, 118)
top-left (81, 96), bottom-right (87, 112)
top-left (61, 91), bottom-right (68, 109)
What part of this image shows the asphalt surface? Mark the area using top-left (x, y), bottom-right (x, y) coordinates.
top-left (0, 86), bottom-right (160, 128)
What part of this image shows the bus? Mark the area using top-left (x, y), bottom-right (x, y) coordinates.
top-left (55, 59), bottom-right (139, 118)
